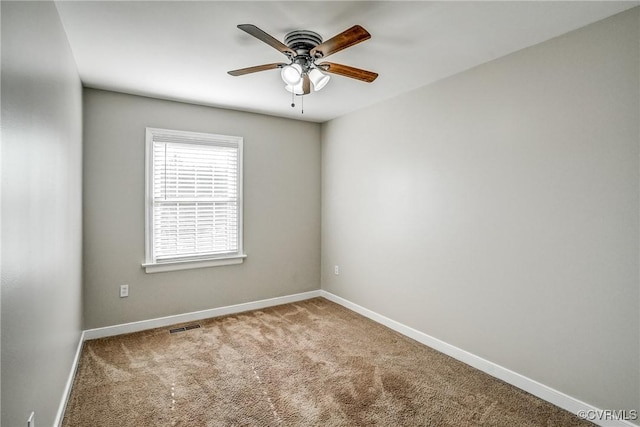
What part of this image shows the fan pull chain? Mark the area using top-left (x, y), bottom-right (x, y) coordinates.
top-left (289, 92), bottom-right (304, 115)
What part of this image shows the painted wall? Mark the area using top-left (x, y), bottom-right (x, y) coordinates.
top-left (83, 89), bottom-right (321, 329)
top-left (1, 2), bottom-right (83, 426)
top-left (321, 8), bottom-right (639, 416)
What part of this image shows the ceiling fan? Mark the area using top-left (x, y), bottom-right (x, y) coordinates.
top-left (228, 24), bottom-right (378, 96)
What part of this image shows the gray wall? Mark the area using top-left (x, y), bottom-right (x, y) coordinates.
top-left (321, 8), bottom-right (639, 416)
top-left (83, 89), bottom-right (321, 329)
top-left (1, 2), bottom-right (83, 426)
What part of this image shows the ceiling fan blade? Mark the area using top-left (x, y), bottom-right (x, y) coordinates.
top-left (310, 25), bottom-right (371, 59)
top-left (318, 62), bottom-right (378, 83)
top-left (302, 74), bottom-right (311, 95)
top-left (228, 63), bottom-right (287, 76)
top-left (237, 24), bottom-right (296, 58)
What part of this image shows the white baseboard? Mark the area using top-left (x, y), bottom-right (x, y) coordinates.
top-left (83, 290), bottom-right (322, 340)
top-left (320, 290), bottom-right (637, 427)
top-left (54, 330), bottom-right (85, 427)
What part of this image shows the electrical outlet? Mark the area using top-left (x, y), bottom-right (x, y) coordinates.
top-left (119, 284), bottom-right (129, 298)
top-left (334, 265), bottom-right (339, 275)
top-left (27, 411), bottom-right (35, 427)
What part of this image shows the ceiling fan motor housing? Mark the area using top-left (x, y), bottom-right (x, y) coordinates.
top-left (284, 30), bottom-right (322, 54)
top-left (285, 30), bottom-right (322, 72)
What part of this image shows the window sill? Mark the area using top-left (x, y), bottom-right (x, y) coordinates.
top-left (142, 254), bottom-right (247, 273)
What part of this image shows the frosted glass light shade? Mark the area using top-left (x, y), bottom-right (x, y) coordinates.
top-left (309, 68), bottom-right (330, 91)
top-left (281, 64), bottom-right (302, 85)
top-left (284, 80), bottom-right (304, 95)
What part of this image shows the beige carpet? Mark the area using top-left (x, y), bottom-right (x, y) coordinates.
top-left (62, 298), bottom-right (593, 426)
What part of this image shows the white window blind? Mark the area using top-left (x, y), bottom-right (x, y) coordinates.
top-left (144, 128), bottom-right (244, 272)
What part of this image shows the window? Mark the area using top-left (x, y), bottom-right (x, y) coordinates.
top-left (143, 127), bottom-right (245, 273)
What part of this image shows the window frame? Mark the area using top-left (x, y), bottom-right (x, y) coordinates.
top-left (142, 127), bottom-right (246, 273)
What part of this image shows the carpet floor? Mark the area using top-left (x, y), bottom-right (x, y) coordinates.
top-left (62, 298), bottom-right (594, 426)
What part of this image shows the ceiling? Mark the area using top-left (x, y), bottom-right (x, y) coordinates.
top-left (55, 1), bottom-right (637, 123)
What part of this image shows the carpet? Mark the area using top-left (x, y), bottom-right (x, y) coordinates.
top-left (62, 298), bottom-right (594, 426)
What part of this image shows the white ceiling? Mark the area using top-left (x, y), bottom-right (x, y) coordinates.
top-left (55, 1), bottom-right (637, 123)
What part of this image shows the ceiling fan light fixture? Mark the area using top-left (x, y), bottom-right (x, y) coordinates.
top-left (309, 68), bottom-right (330, 91)
top-left (284, 80), bottom-right (304, 95)
top-left (281, 64), bottom-right (302, 85)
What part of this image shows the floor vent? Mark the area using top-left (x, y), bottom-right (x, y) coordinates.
top-left (170, 324), bottom-right (201, 334)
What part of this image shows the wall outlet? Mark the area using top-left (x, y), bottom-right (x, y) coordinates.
top-left (27, 411), bottom-right (35, 427)
top-left (119, 284), bottom-right (129, 298)
top-left (334, 265), bottom-right (339, 275)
